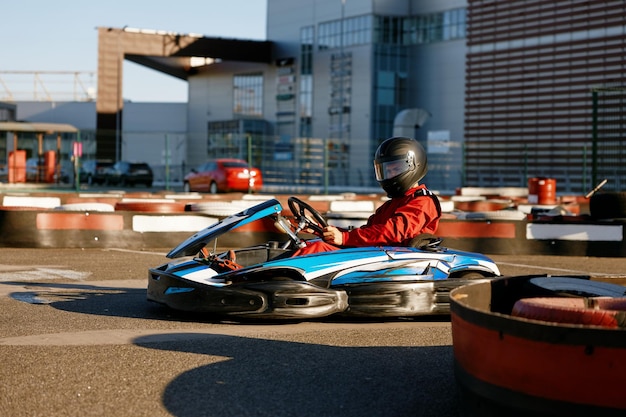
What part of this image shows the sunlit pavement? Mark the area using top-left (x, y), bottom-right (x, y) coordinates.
top-left (0, 247), bottom-right (624, 417)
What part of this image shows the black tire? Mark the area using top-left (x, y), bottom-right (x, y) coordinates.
top-left (455, 271), bottom-right (488, 280)
top-left (527, 276), bottom-right (626, 298)
top-left (589, 191), bottom-right (626, 220)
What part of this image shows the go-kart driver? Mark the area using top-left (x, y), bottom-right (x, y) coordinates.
top-left (293, 136), bottom-right (441, 256)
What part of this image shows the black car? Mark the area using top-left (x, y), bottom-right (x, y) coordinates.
top-left (105, 161), bottom-right (153, 187)
top-left (79, 160), bottom-right (114, 185)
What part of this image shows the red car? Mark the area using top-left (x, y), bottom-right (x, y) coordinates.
top-left (183, 158), bottom-right (263, 193)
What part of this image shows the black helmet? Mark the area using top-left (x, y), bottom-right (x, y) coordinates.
top-left (373, 136), bottom-right (427, 197)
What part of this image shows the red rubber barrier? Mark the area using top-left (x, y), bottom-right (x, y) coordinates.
top-left (64, 197), bottom-right (121, 206)
top-left (451, 276), bottom-right (626, 415)
top-left (36, 212), bottom-right (124, 230)
top-left (512, 297), bottom-right (626, 328)
top-left (114, 201), bottom-right (187, 213)
top-left (454, 199), bottom-right (513, 212)
top-left (437, 220), bottom-right (517, 238)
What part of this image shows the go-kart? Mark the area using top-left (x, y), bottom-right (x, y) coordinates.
top-left (148, 197), bottom-right (501, 320)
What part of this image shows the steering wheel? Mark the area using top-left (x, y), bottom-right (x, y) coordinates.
top-left (287, 196), bottom-right (328, 235)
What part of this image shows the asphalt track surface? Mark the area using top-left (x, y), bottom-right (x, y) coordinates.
top-left (1, 248), bottom-right (624, 417)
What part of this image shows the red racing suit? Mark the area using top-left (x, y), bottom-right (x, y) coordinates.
top-left (294, 185), bottom-right (441, 255)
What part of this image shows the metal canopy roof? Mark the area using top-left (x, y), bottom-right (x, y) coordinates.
top-left (121, 33), bottom-right (274, 81)
top-left (0, 122), bottom-right (79, 133)
top-left (95, 27), bottom-right (275, 161)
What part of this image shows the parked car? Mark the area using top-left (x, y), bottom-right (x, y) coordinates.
top-left (105, 161), bottom-right (153, 187)
top-left (79, 160), bottom-right (114, 185)
top-left (183, 158), bottom-right (262, 193)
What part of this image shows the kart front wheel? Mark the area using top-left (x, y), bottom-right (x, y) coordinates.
top-left (454, 271), bottom-right (488, 280)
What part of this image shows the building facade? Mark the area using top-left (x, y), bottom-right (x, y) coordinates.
top-left (187, 0), bottom-right (468, 192)
top-left (6, 0), bottom-right (624, 194)
top-left (464, 0), bottom-right (626, 193)
top-left (186, 0), bottom-right (625, 193)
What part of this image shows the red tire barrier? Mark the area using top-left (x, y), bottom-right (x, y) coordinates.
top-left (114, 201), bottom-right (187, 213)
top-left (454, 199), bottom-right (513, 212)
top-left (451, 275), bottom-right (626, 415)
top-left (36, 212), bottom-right (124, 230)
top-left (512, 297), bottom-right (626, 328)
top-left (437, 220), bottom-right (517, 238)
top-left (0, 206), bottom-right (52, 211)
top-left (64, 197), bottom-right (121, 206)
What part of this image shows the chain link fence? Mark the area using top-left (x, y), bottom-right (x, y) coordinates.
top-left (6, 121), bottom-right (623, 194)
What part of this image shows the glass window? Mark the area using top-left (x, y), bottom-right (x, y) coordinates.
top-left (374, 9), bottom-right (470, 46)
top-left (233, 73), bottom-right (263, 116)
top-left (299, 75), bottom-right (313, 118)
top-left (300, 25), bottom-right (314, 75)
top-left (318, 15), bottom-right (372, 50)
top-left (300, 25), bottom-right (315, 136)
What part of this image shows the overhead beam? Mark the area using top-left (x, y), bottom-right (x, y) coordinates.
top-left (96, 27), bottom-right (273, 161)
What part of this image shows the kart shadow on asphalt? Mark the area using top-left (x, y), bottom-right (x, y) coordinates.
top-left (133, 333), bottom-right (459, 417)
top-left (5, 280), bottom-right (224, 323)
top-left (6, 280), bottom-right (452, 324)
top-left (6, 281), bottom-right (460, 415)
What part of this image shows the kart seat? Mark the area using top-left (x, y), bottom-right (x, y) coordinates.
top-left (409, 233), bottom-right (443, 250)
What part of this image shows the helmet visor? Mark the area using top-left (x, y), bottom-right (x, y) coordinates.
top-left (374, 157), bottom-right (413, 181)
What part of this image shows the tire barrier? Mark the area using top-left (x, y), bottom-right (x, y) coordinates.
top-left (55, 203), bottom-right (116, 212)
top-left (2, 195), bottom-right (61, 209)
top-left (512, 296), bottom-right (626, 328)
top-left (64, 197), bottom-right (121, 207)
top-left (325, 199), bottom-right (376, 230)
top-left (456, 210), bottom-right (527, 221)
top-left (454, 199), bottom-right (514, 212)
top-left (0, 190), bottom-right (625, 255)
top-left (525, 276), bottom-right (626, 297)
top-left (451, 275), bottom-right (626, 416)
top-left (590, 192), bottom-right (626, 220)
top-left (185, 201), bottom-right (260, 217)
top-left (0, 207), bottom-right (284, 249)
top-left (114, 201), bottom-right (187, 213)
top-left (438, 199), bottom-right (455, 213)
top-left (510, 277), bottom-right (626, 328)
